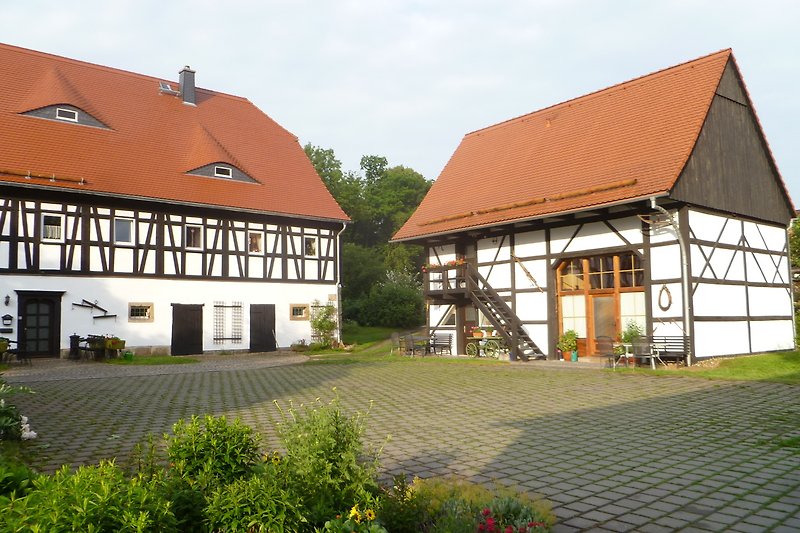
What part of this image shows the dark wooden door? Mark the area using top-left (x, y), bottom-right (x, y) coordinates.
top-left (171, 304), bottom-right (203, 356)
top-left (250, 304), bottom-right (276, 352)
top-left (19, 293), bottom-right (62, 357)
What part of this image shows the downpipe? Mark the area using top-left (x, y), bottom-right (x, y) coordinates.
top-left (650, 198), bottom-right (692, 366)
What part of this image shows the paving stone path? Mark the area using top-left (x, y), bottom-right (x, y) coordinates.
top-left (5, 354), bottom-right (800, 532)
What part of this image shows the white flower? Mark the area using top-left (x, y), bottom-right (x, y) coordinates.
top-left (20, 416), bottom-right (27, 424)
top-left (21, 430), bottom-right (37, 440)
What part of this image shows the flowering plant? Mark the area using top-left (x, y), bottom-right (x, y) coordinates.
top-left (421, 258), bottom-right (466, 273)
top-left (323, 504), bottom-right (387, 532)
top-left (477, 507), bottom-right (548, 533)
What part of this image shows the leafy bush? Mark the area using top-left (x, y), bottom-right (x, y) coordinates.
top-left (0, 452), bottom-right (36, 499)
top-left (358, 270), bottom-right (424, 328)
top-left (205, 474), bottom-right (306, 533)
top-left (378, 474), bottom-right (429, 533)
top-left (166, 414), bottom-right (261, 490)
top-left (413, 477), bottom-right (554, 533)
top-left (0, 461), bottom-right (176, 532)
top-left (0, 380), bottom-right (34, 441)
top-left (311, 301), bottom-right (339, 348)
top-left (275, 394), bottom-right (380, 527)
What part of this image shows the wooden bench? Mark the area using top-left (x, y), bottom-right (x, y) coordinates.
top-left (429, 333), bottom-right (453, 355)
top-left (650, 335), bottom-right (689, 366)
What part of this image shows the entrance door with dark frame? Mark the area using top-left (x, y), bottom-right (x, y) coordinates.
top-left (171, 304), bottom-right (203, 356)
top-left (17, 291), bottom-right (64, 358)
top-left (250, 304), bottom-right (276, 352)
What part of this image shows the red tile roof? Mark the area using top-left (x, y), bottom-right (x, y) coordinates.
top-left (394, 50), bottom-right (737, 241)
top-left (0, 43), bottom-right (348, 222)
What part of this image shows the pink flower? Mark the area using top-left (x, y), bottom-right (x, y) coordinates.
top-left (505, 526), bottom-right (514, 533)
top-left (482, 508), bottom-right (491, 517)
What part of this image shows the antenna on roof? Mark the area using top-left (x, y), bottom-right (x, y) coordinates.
top-left (159, 81), bottom-right (179, 96)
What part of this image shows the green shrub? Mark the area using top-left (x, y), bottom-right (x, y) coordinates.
top-left (205, 474), bottom-right (306, 533)
top-left (0, 461), bottom-right (176, 532)
top-left (0, 452), bottom-right (36, 499)
top-left (357, 270), bottom-right (424, 328)
top-left (378, 474), bottom-right (430, 533)
top-left (311, 300), bottom-right (339, 348)
top-left (413, 477), bottom-right (554, 533)
top-left (275, 394), bottom-right (380, 527)
top-left (0, 380), bottom-right (33, 441)
top-left (166, 415), bottom-right (261, 490)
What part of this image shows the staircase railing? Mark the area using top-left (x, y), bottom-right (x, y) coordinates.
top-left (463, 263), bottom-right (544, 361)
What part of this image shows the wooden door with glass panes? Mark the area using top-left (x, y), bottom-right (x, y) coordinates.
top-left (557, 252), bottom-right (645, 356)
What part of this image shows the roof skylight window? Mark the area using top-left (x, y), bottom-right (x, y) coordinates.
top-left (55, 107), bottom-right (78, 122)
top-left (214, 166), bottom-right (233, 179)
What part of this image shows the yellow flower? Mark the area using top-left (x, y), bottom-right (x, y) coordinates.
top-left (365, 509), bottom-right (376, 521)
top-left (349, 505), bottom-right (361, 522)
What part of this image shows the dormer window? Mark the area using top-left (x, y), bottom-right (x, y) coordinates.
top-left (214, 166), bottom-right (233, 179)
top-left (55, 107), bottom-right (78, 122)
top-left (186, 162), bottom-right (257, 183)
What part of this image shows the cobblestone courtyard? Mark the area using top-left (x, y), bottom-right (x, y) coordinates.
top-left (5, 355), bottom-right (800, 532)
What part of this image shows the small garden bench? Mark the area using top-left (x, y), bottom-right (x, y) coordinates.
top-left (428, 333), bottom-right (453, 355)
top-left (651, 335), bottom-right (689, 366)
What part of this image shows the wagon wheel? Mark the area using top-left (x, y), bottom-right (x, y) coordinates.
top-left (484, 340), bottom-right (500, 359)
top-left (466, 342), bottom-right (478, 357)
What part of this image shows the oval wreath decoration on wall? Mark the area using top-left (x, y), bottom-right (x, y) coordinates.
top-left (658, 284), bottom-right (673, 311)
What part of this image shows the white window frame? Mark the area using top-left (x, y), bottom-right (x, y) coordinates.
top-left (290, 304), bottom-right (310, 321)
top-left (248, 230), bottom-right (264, 255)
top-left (214, 165), bottom-right (233, 179)
top-left (185, 224), bottom-right (203, 250)
top-left (128, 302), bottom-right (154, 322)
top-left (55, 107), bottom-right (78, 122)
top-left (114, 217), bottom-right (134, 245)
top-left (41, 213), bottom-right (65, 242)
top-left (303, 236), bottom-right (318, 258)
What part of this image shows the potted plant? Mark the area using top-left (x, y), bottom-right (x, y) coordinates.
top-left (471, 326), bottom-right (483, 338)
top-left (557, 330), bottom-right (579, 361)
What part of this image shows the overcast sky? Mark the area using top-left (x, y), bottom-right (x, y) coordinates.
top-left (4, 1), bottom-right (799, 202)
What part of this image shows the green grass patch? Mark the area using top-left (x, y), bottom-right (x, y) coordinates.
top-left (306, 339), bottom-right (504, 366)
top-left (619, 351), bottom-right (800, 385)
top-left (341, 324), bottom-right (397, 346)
top-left (106, 356), bottom-right (199, 366)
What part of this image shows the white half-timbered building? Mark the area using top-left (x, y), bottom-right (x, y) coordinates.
top-left (0, 43), bottom-right (348, 358)
top-left (393, 50), bottom-right (795, 363)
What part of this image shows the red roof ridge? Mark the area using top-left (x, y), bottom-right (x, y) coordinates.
top-left (467, 49), bottom-right (732, 138)
top-left (0, 42), bottom-right (249, 104)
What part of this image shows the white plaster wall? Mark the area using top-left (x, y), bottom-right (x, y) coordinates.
top-left (429, 244), bottom-right (456, 264)
top-left (650, 245), bottom-right (682, 280)
top-left (750, 320), bottom-right (795, 352)
top-left (429, 304), bottom-right (450, 327)
top-left (744, 221), bottom-right (787, 252)
top-left (609, 216), bottom-right (645, 245)
top-left (477, 237), bottom-right (510, 263)
top-left (746, 253), bottom-right (788, 284)
top-left (689, 210), bottom-right (742, 245)
top-left (515, 292), bottom-right (548, 321)
top-left (523, 323), bottom-right (549, 357)
top-left (748, 286), bottom-right (793, 317)
top-left (651, 283), bottom-right (684, 319)
top-left (651, 320), bottom-right (686, 337)
top-left (694, 321), bottom-right (750, 358)
top-left (552, 221), bottom-right (631, 254)
top-left (0, 274), bottom-right (337, 353)
top-left (514, 259), bottom-right (548, 290)
top-left (693, 283), bottom-right (747, 317)
top-left (480, 264), bottom-right (511, 289)
top-left (514, 230), bottom-right (546, 257)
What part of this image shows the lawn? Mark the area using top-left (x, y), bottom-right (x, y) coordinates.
top-left (623, 351), bottom-right (800, 385)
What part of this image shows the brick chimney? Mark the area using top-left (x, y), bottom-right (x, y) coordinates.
top-left (179, 66), bottom-right (196, 106)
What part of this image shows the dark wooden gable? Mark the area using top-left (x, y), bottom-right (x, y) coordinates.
top-left (671, 59), bottom-right (794, 225)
